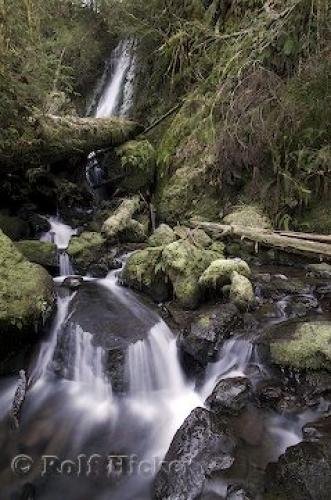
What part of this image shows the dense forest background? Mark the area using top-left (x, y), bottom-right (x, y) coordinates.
top-left (0, 0), bottom-right (330, 231)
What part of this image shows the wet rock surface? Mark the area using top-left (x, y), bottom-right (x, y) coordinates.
top-left (153, 407), bottom-right (236, 500)
top-left (178, 304), bottom-right (242, 367)
top-left (205, 377), bottom-right (252, 416)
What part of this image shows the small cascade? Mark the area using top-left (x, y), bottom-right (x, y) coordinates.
top-left (68, 323), bottom-right (112, 401)
top-left (127, 321), bottom-right (186, 396)
top-left (29, 292), bottom-right (74, 384)
top-left (41, 216), bottom-right (76, 276)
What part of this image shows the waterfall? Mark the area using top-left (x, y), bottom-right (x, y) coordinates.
top-left (68, 323), bottom-right (112, 401)
top-left (29, 292), bottom-right (75, 384)
top-left (94, 39), bottom-right (136, 119)
top-left (86, 38), bottom-right (136, 189)
top-left (41, 216), bottom-right (76, 276)
top-left (127, 321), bottom-right (186, 396)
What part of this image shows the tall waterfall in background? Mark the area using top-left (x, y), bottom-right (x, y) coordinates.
top-left (86, 39), bottom-right (136, 188)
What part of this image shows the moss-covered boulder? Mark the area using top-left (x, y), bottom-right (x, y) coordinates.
top-left (0, 211), bottom-right (30, 241)
top-left (162, 239), bottom-right (223, 309)
top-left (229, 271), bottom-right (255, 311)
top-left (121, 247), bottom-right (170, 302)
top-left (16, 240), bottom-right (57, 270)
top-left (0, 230), bottom-right (54, 362)
top-left (111, 140), bottom-right (156, 194)
top-left (102, 196), bottom-right (146, 243)
top-left (199, 258), bottom-right (251, 290)
top-left (148, 224), bottom-right (177, 247)
top-left (223, 205), bottom-right (272, 229)
top-left (270, 321), bottom-right (331, 371)
top-left (67, 231), bottom-right (113, 275)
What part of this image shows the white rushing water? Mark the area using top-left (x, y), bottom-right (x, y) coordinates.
top-left (94, 39), bottom-right (136, 118)
top-left (41, 216), bottom-right (77, 250)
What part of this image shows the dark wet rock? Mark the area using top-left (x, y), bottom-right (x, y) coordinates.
top-left (307, 263), bottom-right (331, 279)
top-left (265, 440), bottom-right (331, 500)
top-left (255, 380), bottom-right (283, 409)
top-left (104, 347), bottom-right (127, 393)
top-left (226, 485), bottom-right (252, 500)
top-left (303, 416), bottom-right (331, 442)
top-left (0, 211), bottom-right (30, 240)
top-left (67, 231), bottom-right (117, 276)
top-left (9, 370), bottom-right (27, 429)
top-left (62, 275), bottom-right (84, 290)
top-left (256, 276), bottom-right (311, 300)
top-left (178, 304), bottom-right (242, 367)
top-left (153, 407), bottom-right (236, 500)
top-left (205, 377), bottom-right (252, 416)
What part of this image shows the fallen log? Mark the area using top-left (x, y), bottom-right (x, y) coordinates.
top-left (275, 231), bottom-right (331, 244)
top-left (190, 221), bottom-right (331, 262)
top-left (3, 114), bottom-right (143, 166)
top-left (9, 370), bottom-right (27, 430)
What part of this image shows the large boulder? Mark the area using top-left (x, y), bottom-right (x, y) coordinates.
top-left (153, 407), bottom-right (236, 500)
top-left (0, 230), bottom-right (54, 362)
top-left (265, 440), bottom-right (331, 500)
top-left (270, 321), bottom-right (331, 371)
top-left (178, 304), bottom-right (242, 367)
top-left (102, 196), bottom-right (146, 243)
top-left (0, 211), bottom-right (30, 241)
top-left (199, 258), bottom-right (251, 290)
top-left (16, 240), bottom-right (57, 270)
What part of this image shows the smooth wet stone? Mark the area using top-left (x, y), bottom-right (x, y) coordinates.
top-left (303, 416), bottom-right (331, 442)
top-left (205, 377), bottom-right (252, 416)
top-left (178, 304), bottom-right (242, 367)
top-left (226, 485), bottom-right (253, 500)
top-left (265, 440), bottom-right (331, 500)
top-left (153, 407), bottom-right (236, 500)
top-left (257, 276), bottom-right (311, 299)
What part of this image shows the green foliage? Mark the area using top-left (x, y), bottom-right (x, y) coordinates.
top-left (0, 0), bottom-right (111, 163)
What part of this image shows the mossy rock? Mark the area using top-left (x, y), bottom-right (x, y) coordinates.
top-left (229, 271), bottom-right (255, 311)
top-left (148, 224), bottom-right (177, 247)
top-left (121, 247), bottom-right (170, 302)
top-left (223, 205), bottom-right (272, 229)
top-left (0, 230), bottom-right (54, 362)
top-left (113, 140), bottom-right (156, 194)
top-left (16, 240), bottom-right (57, 269)
top-left (67, 231), bottom-right (107, 274)
top-left (162, 239), bottom-right (223, 309)
top-left (199, 258), bottom-right (251, 290)
top-left (0, 211), bottom-right (30, 241)
top-left (270, 321), bottom-right (331, 371)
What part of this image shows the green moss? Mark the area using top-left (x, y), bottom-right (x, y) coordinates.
top-left (102, 196), bottom-right (144, 242)
top-left (270, 321), bottom-right (331, 371)
top-left (68, 231), bottom-right (106, 270)
top-left (199, 258), bottom-right (251, 290)
top-left (162, 239), bottom-right (223, 309)
top-left (16, 240), bottom-right (57, 268)
top-left (148, 224), bottom-right (177, 247)
top-left (0, 230), bottom-right (54, 338)
top-left (223, 205), bottom-right (272, 229)
top-left (114, 140), bottom-right (156, 193)
top-left (229, 271), bottom-right (255, 311)
top-left (296, 200), bottom-right (331, 235)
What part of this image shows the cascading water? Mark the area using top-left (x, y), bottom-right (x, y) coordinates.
top-left (86, 38), bottom-right (136, 189)
top-left (41, 216), bottom-right (76, 276)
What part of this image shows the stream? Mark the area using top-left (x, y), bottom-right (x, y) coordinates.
top-left (0, 40), bottom-right (330, 500)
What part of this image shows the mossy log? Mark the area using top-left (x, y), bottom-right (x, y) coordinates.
top-left (6, 114), bottom-right (143, 165)
top-left (191, 221), bottom-right (331, 261)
